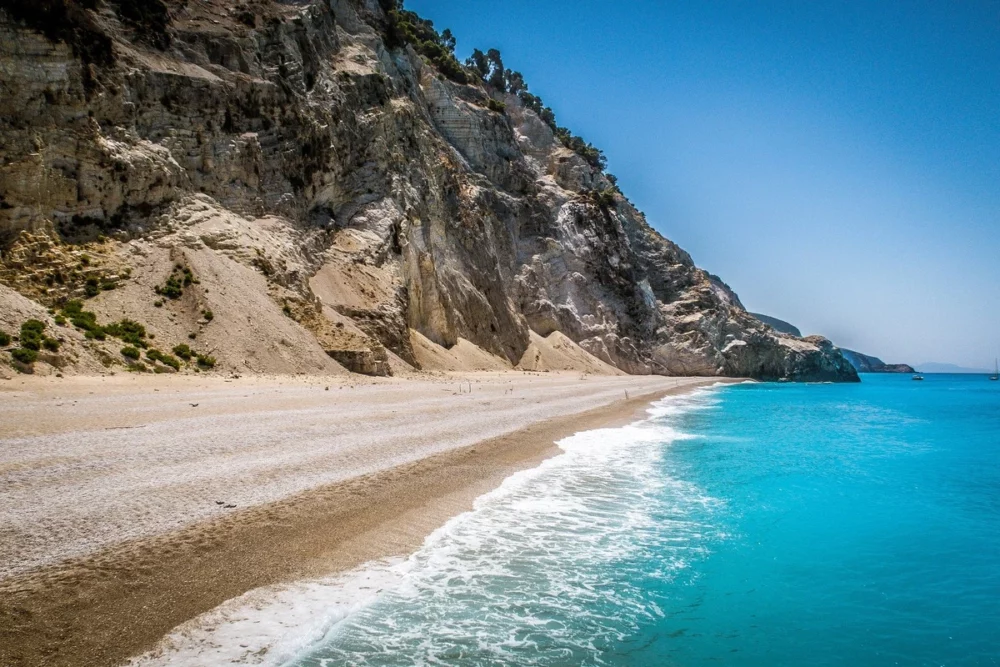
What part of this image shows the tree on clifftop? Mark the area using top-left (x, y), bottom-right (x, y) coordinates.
top-left (383, 6), bottom-right (467, 83)
top-left (466, 48), bottom-right (490, 80)
top-left (486, 49), bottom-right (506, 90)
top-left (385, 2), bottom-right (611, 176)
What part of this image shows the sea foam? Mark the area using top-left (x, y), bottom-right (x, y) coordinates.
top-left (126, 560), bottom-right (408, 667)
top-left (133, 386), bottom-right (723, 667)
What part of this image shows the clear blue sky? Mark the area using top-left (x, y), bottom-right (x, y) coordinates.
top-left (405, 0), bottom-right (1000, 368)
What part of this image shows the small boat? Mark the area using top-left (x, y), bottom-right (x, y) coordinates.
top-left (991, 359), bottom-right (998, 381)
top-left (912, 374), bottom-right (924, 381)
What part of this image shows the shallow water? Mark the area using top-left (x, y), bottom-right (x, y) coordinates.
top-left (289, 374), bottom-right (1000, 666)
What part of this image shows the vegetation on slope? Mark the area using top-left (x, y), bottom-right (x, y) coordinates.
top-left (381, 1), bottom-right (612, 175)
top-left (382, 2), bottom-right (468, 84)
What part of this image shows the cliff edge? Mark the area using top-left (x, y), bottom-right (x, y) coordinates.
top-left (0, 0), bottom-right (858, 382)
top-left (749, 313), bottom-right (802, 337)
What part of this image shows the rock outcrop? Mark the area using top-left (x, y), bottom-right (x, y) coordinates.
top-left (0, 0), bottom-right (858, 382)
top-left (750, 314), bottom-right (913, 374)
top-left (840, 349), bottom-right (915, 374)
top-left (750, 313), bottom-right (802, 337)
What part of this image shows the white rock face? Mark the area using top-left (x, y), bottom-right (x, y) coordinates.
top-left (0, 0), bottom-right (857, 381)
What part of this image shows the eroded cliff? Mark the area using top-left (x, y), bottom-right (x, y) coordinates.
top-left (0, 0), bottom-right (858, 381)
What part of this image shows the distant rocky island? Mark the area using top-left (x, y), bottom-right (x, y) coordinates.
top-left (839, 350), bottom-right (915, 374)
top-left (750, 314), bottom-right (914, 373)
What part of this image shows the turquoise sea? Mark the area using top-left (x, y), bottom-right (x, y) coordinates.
top-left (292, 374), bottom-right (1000, 666)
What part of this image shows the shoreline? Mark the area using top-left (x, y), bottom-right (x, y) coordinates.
top-left (0, 375), bottom-right (724, 667)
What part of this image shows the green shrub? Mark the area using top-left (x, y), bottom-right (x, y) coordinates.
top-left (156, 274), bottom-right (183, 299)
top-left (84, 276), bottom-right (101, 297)
top-left (188, 332), bottom-right (197, 340)
top-left (202, 309), bottom-right (214, 322)
top-left (587, 188), bottom-right (618, 210)
top-left (54, 315), bottom-right (67, 326)
top-left (121, 346), bottom-right (140, 360)
top-left (155, 265), bottom-right (197, 299)
top-left (555, 129), bottom-right (607, 170)
top-left (62, 302), bottom-right (153, 348)
top-left (145, 348), bottom-right (181, 370)
top-left (172, 343), bottom-right (193, 360)
top-left (42, 337), bottom-right (60, 352)
top-left (158, 354), bottom-right (181, 370)
top-left (20, 320), bottom-right (46, 351)
top-left (196, 353), bottom-right (216, 369)
top-left (0, 331), bottom-right (10, 347)
top-left (11, 348), bottom-right (38, 364)
top-left (485, 98), bottom-right (506, 114)
top-left (62, 300), bottom-right (105, 338)
top-left (105, 319), bottom-right (147, 347)
top-left (384, 9), bottom-right (468, 84)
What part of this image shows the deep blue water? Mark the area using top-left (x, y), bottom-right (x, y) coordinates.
top-left (292, 374), bottom-right (1000, 666)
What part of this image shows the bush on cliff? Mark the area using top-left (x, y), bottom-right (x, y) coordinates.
top-left (466, 44), bottom-right (607, 171)
top-left (61, 300), bottom-right (104, 339)
top-left (146, 348), bottom-right (181, 370)
top-left (11, 347), bottom-right (38, 365)
top-left (386, 3), bottom-right (611, 175)
top-left (156, 274), bottom-right (183, 299)
top-left (104, 319), bottom-right (147, 347)
top-left (84, 276), bottom-right (100, 297)
top-left (19, 320), bottom-right (46, 351)
top-left (587, 188), bottom-right (618, 211)
top-left (384, 6), bottom-right (468, 84)
top-left (61, 301), bottom-right (151, 348)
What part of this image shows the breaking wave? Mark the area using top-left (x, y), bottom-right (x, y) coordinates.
top-left (289, 386), bottom-right (725, 666)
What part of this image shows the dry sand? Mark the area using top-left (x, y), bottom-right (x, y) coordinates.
top-left (0, 372), bottom-right (721, 667)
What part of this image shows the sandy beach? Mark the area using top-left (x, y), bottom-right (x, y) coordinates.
top-left (0, 372), bottom-right (720, 667)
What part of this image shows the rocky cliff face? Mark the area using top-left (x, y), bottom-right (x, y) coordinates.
top-left (0, 0), bottom-right (859, 382)
top-left (840, 349), bottom-right (915, 374)
top-left (750, 313), bottom-right (802, 337)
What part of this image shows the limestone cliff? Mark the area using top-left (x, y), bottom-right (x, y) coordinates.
top-left (840, 349), bottom-right (915, 374)
top-left (0, 0), bottom-right (858, 382)
top-left (750, 313), bottom-right (802, 337)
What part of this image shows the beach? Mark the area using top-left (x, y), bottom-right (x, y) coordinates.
top-left (0, 372), bottom-right (718, 667)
